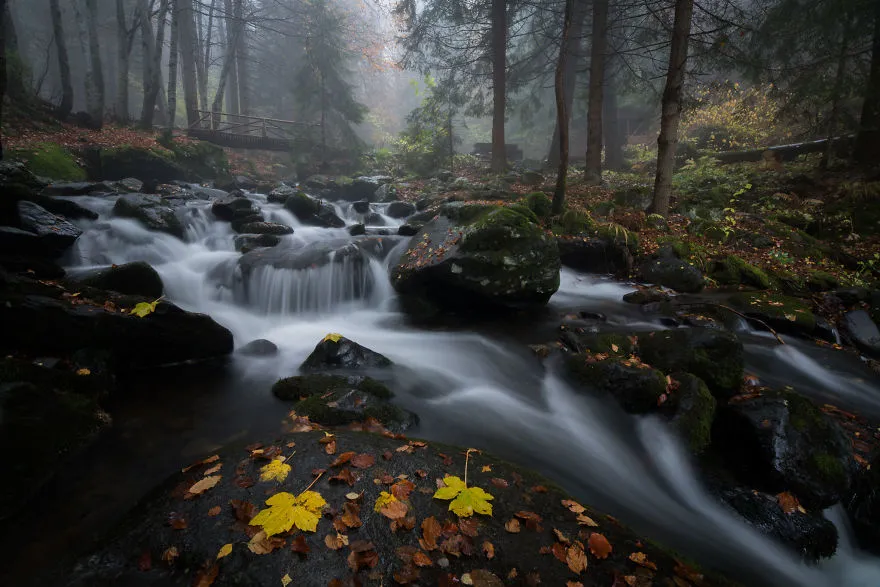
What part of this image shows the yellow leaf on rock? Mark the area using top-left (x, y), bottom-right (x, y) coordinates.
top-left (323, 333), bottom-right (343, 343)
top-left (249, 490), bottom-right (327, 536)
top-left (216, 543), bottom-right (233, 560)
top-left (432, 476), bottom-right (493, 517)
top-left (281, 574), bottom-right (292, 587)
top-left (76, 368), bottom-right (91, 376)
top-left (260, 458), bottom-right (291, 483)
top-left (131, 300), bottom-right (159, 318)
top-left (374, 491), bottom-right (398, 512)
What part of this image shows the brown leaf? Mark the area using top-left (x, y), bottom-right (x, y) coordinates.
top-left (438, 452), bottom-right (453, 465)
top-left (325, 440), bottom-right (337, 455)
top-left (551, 542), bottom-right (567, 563)
top-left (329, 468), bottom-right (358, 486)
top-left (291, 535), bottom-right (311, 554)
top-left (207, 506), bottom-right (221, 517)
top-left (421, 516), bottom-right (442, 551)
top-left (531, 485), bottom-right (548, 493)
top-left (504, 518), bottom-right (521, 533)
top-left (561, 499), bottom-right (585, 514)
top-left (203, 463), bottom-right (222, 476)
top-left (391, 515), bottom-right (417, 532)
top-left (553, 528), bottom-right (570, 545)
top-left (567, 583), bottom-right (584, 587)
top-left (776, 491), bottom-right (800, 514)
top-left (515, 510), bottom-right (543, 531)
top-left (193, 563), bottom-right (219, 587)
top-left (161, 547), bottom-right (179, 564)
top-left (412, 550), bottom-right (433, 567)
top-left (490, 477), bottom-right (509, 489)
top-left (325, 533), bottom-right (349, 551)
top-left (380, 500), bottom-right (409, 520)
top-left (469, 569), bottom-right (504, 586)
top-left (394, 563), bottom-right (420, 584)
top-left (230, 499), bottom-right (257, 523)
top-left (351, 453), bottom-right (375, 469)
top-left (566, 542), bottom-right (588, 575)
top-left (391, 479), bottom-right (416, 500)
top-left (138, 550), bottom-right (152, 571)
top-left (588, 533), bottom-right (612, 559)
top-left (459, 518), bottom-right (479, 537)
top-left (233, 475), bottom-right (255, 489)
top-left (185, 475), bottom-right (221, 498)
top-left (481, 465), bottom-right (492, 472)
top-left (482, 540), bottom-right (495, 559)
top-left (576, 513), bottom-right (599, 527)
top-left (415, 469), bottom-right (428, 478)
top-left (182, 454), bottom-right (220, 473)
top-left (248, 530), bottom-right (285, 554)
top-left (628, 552), bottom-right (658, 571)
top-left (341, 502), bottom-right (362, 528)
top-left (167, 512), bottom-right (187, 530)
top-left (331, 451), bottom-right (356, 467)
top-left (347, 543), bottom-right (379, 572)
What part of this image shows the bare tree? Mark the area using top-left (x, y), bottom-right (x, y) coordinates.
top-left (651, 0), bottom-right (694, 217)
top-left (584, 0), bottom-right (609, 183)
top-left (547, 1), bottom-right (588, 167)
top-left (140, 0), bottom-right (170, 128)
top-left (490, 0), bottom-right (507, 173)
top-left (234, 0), bottom-right (249, 115)
top-left (116, 0), bottom-right (143, 122)
top-left (73, 0), bottom-right (105, 128)
top-left (223, 0), bottom-right (239, 114)
top-left (178, 0), bottom-right (200, 125)
top-left (856, 0), bottom-right (880, 165)
top-left (166, 0), bottom-right (179, 130)
top-left (552, 0), bottom-right (575, 214)
top-left (49, 0), bottom-right (73, 119)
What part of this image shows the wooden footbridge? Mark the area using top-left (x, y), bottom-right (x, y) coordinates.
top-left (187, 110), bottom-right (319, 151)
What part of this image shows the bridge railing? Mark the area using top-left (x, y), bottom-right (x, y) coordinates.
top-left (187, 110), bottom-right (320, 150)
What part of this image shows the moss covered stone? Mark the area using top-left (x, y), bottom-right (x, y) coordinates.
top-left (565, 354), bottom-right (668, 413)
top-left (10, 143), bottom-right (86, 181)
top-left (506, 203), bottom-right (539, 224)
top-left (807, 271), bottom-right (839, 292)
top-left (460, 207), bottom-right (543, 252)
top-left (100, 146), bottom-right (185, 183)
top-left (711, 255), bottom-right (773, 289)
top-left (729, 292), bottom-right (816, 335)
top-left (597, 223), bottom-right (640, 253)
top-left (670, 373), bottom-right (716, 455)
top-left (522, 191), bottom-right (553, 217)
top-left (560, 209), bottom-right (596, 235)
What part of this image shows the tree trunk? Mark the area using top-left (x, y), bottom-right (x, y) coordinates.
top-left (490, 0), bottom-right (507, 173)
top-left (651, 0), bottom-right (694, 217)
top-left (552, 0), bottom-right (575, 215)
top-left (49, 0), bottom-right (73, 119)
top-left (584, 0), bottom-right (609, 183)
top-left (821, 18), bottom-right (851, 169)
top-left (234, 0), bottom-right (249, 115)
top-left (547, 1), bottom-right (587, 167)
top-left (211, 15), bottom-right (241, 116)
top-left (140, 0), bottom-right (169, 128)
top-left (856, 0), bottom-right (880, 164)
top-left (0, 0), bottom-right (6, 160)
top-left (194, 0), bottom-right (209, 112)
top-left (603, 68), bottom-right (624, 170)
top-left (116, 0), bottom-right (130, 122)
top-left (86, 0), bottom-right (104, 127)
top-left (166, 0), bottom-right (179, 130)
top-left (223, 0), bottom-right (239, 115)
top-left (3, 2), bottom-right (24, 99)
top-left (73, 0), bottom-right (103, 127)
top-left (178, 0), bottom-right (199, 125)
top-left (204, 0), bottom-right (215, 76)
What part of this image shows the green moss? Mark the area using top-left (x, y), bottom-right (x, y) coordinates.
top-left (10, 143), bottom-right (86, 181)
top-left (711, 255), bottom-right (773, 289)
top-left (507, 203), bottom-right (539, 224)
top-left (596, 223), bottom-right (640, 252)
top-left (522, 191), bottom-right (553, 217)
top-left (787, 390), bottom-right (825, 433)
top-left (646, 213), bottom-right (668, 230)
top-left (656, 237), bottom-right (692, 259)
top-left (560, 209), bottom-right (596, 235)
top-left (672, 374), bottom-right (716, 455)
top-left (807, 270), bottom-right (839, 292)
top-left (812, 452), bottom-right (846, 484)
top-left (354, 376), bottom-right (393, 400)
top-left (729, 292), bottom-right (816, 332)
top-left (441, 201), bottom-right (499, 223)
top-left (459, 207), bottom-right (544, 252)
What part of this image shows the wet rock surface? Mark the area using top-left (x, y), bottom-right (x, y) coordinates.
top-left (74, 261), bottom-right (164, 299)
top-left (300, 335), bottom-right (393, 372)
top-left (112, 194), bottom-right (185, 238)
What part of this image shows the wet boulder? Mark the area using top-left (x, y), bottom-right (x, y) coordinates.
top-left (391, 205), bottom-right (560, 312)
top-left (565, 354), bottom-right (668, 413)
top-left (386, 201), bottom-right (416, 219)
top-left (333, 175), bottom-right (391, 202)
top-left (842, 310), bottom-right (880, 357)
top-left (846, 451), bottom-right (880, 555)
top-left (283, 192), bottom-right (345, 228)
top-left (397, 223), bottom-right (423, 237)
top-left (211, 195), bottom-right (256, 221)
top-left (637, 328), bottom-right (744, 399)
top-left (714, 485), bottom-right (837, 561)
top-left (352, 200), bottom-right (371, 214)
top-left (236, 221), bottom-right (294, 236)
top-left (374, 183), bottom-right (398, 202)
top-left (239, 239), bottom-right (380, 273)
top-left (623, 287), bottom-right (670, 305)
top-left (557, 237), bottom-right (633, 276)
top-left (272, 373), bottom-right (415, 432)
top-left (74, 261), bottom-right (164, 298)
top-left (238, 339), bottom-right (279, 357)
top-left (267, 184), bottom-right (296, 204)
top-left (729, 292), bottom-right (816, 337)
top-left (638, 246), bottom-right (704, 293)
top-left (233, 233), bottom-right (281, 253)
top-left (16, 201), bottom-right (82, 257)
top-left (348, 223), bottom-right (366, 236)
top-left (99, 146), bottom-right (186, 183)
top-left (300, 334), bottom-right (392, 372)
top-left (0, 161), bottom-right (45, 225)
top-left (713, 389), bottom-right (856, 508)
top-left (0, 358), bottom-right (109, 521)
top-left (25, 194), bottom-right (98, 220)
top-left (41, 181), bottom-right (116, 197)
top-left (112, 193), bottom-right (185, 238)
top-left (669, 372), bottom-right (717, 455)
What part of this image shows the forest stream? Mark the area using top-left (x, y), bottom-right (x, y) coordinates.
top-left (3, 187), bottom-right (879, 586)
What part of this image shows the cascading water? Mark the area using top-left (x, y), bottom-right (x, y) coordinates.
top-left (60, 189), bottom-right (880, 587)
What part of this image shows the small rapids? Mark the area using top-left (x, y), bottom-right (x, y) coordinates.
top-left (56, 190), bottom-right (880, 587)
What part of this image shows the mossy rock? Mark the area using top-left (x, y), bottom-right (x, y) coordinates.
top-left (655, 237), bottom-right (691, 259)
top-left (561, 331), bottom-right (637, 355)
top-left (565, 354), bottom-right (668, 413)
top-left (559, 209), bottom-right (596, 235)
top-left (670, 373), bottom-right (716, 455)
top-left (596, 223), bottom-right (640, 253)
top-left (637, 328), bottom-right (744, 399)
top-left (164, 140), bottom-right (229, 179)
top-left (711, 255), bottom-right (773, 289)
top-left (99, 146), bottom-right (186, 183)
top-left (646, 213), bottom-right (668, 231)
top-left (806, 271), bottom-right (839, 292)
top-left (729, 292), bottom-right (816, 335)
top-left (459, 207), bottom-right (544, 253)
top-left (9, 143), bottom-right (86, 181)
top-left (439, 201), bottom-right (499, 224)
top-left (521, 191), bottom-right (553, 217)
top-left (506, 203), bottom-right (539, 224)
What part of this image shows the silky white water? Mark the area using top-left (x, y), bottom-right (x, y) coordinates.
top-left (63, 192), bottom-right (880, 587)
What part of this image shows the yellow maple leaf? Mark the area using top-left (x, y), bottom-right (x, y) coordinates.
top-left (374, 490), bottom-right (397, 512)
top-left (322, 332), bottom-right (343, 343)
top-left (260, 458), bottom-right (291, 483)
top-left (216, 543), bottom-right (233, 560)
top-left (432, 475), bottom-right (493, 517)
top-left (249, 490), bottom-right (327, 536)
top-left (130, 299), bottom-right (159, 318)
top-left (281, 574), bottom-right (292, 587)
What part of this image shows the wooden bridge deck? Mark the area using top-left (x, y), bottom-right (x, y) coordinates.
top-left (187, 110), bottom-right (318, 151)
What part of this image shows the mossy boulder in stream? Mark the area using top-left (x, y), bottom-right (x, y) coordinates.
top-left (710, 255), bottom-right (773, 289)
top-left (669, 373), bottom-right (716, 455)
top-left (638, 245), bottom-right (705, 293)
top-left (713, 389), bottom-right (856, 508)
top-left (728, 292), bottom-right (816, 337)
top-left (99, 146), bottom-right (185, 183)
top-left (391, 204), bottom-right (560, 313)
top-left (846, 451), bottom-right (880, 555)
top-left (64, 429), bottom-right (733, 587)
top-left (273, 374), bottom-right (415, 432)
top-left (637, 328), bottom-right (744, 399)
